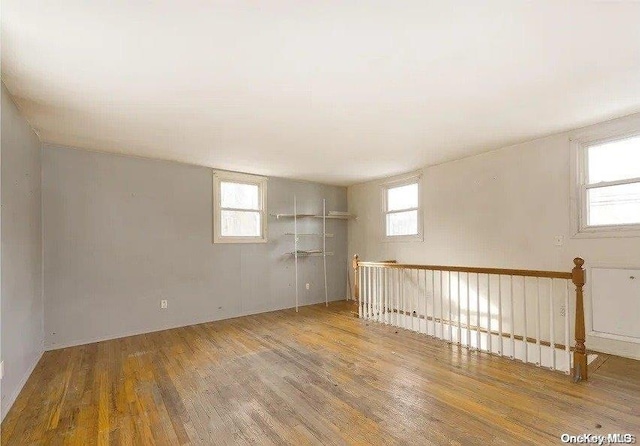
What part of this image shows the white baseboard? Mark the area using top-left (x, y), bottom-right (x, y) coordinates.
top-left (1, 349), bottom-right (44, 423)
top-left (45, 297), bottom-right (344, 351)
top-left (589, 330), bottom-right (640, 346)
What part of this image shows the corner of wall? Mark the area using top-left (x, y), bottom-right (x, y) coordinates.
top-left (0, 82), bottom-right (46, 422)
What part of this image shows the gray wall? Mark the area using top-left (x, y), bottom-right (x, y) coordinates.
top-left (43, 146), bottom-right (348, 349)
top-left (1, 84), bottom-right (43, 420)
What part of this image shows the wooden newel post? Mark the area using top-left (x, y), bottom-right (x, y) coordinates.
top-left (572, 257), bottom-right (587, 382)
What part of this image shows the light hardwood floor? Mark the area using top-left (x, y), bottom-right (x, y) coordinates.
top-left (2, 301), bottom-right (639, 445)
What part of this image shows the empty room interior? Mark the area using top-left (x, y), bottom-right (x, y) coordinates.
top-left (2, 2), bottom-right (640, 445)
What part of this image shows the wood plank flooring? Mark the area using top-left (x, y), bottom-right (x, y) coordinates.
top-left (2, 301), bottom-right (639, 445)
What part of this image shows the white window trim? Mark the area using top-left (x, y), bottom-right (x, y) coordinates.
top-left (213, 170), bottom-right (268, 244)
top-left (570, 115), bottom-right (640, 239)
top-left (381, 172), bottom-right (424, 242)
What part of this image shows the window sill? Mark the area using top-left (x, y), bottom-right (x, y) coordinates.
top-left (213, 237), bottom-right (268, 244)
top-left (572, 225), bottom-right (640, 239)
top-left (382, 234), bottom-right (424, 243)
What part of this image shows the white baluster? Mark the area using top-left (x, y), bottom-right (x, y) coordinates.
top-left (396, 268), bottom-right (400, 327)
top-left (377, 268), bottom-right (382, 323)
top-left (371, 267), bottom-right (375, 321)
top-left (410, 269), bottom-right (415, 331)
top-left (410, 269), bottom-right (415, 332)
top-left (476, 273), bottom-right (481, 351)
top-left (362, 266), bottom-right (366, 318)
top-left (564, 279), bottom-right (571, 375)
top-left (408, 269), bottom-right (412, 330)
top-left (372, 267), bottom-right (376, 320)
top-left (360, 266), bottom-right (368, 319)
top-left (416, 269), bottom-right (420, 332)
top-left (400, 268), bottom-right (405, 329)
top-left (377, 267), bottom-right (381, 321)
top-left (509, 275), bottom-right (515, 359)
top-left (406, 269), bottom-right (411, 330)
top-left (371, 267), bottom-right (376, 321)
top-left (431, 270), bottom-right (435, 336)
top-left (388, 268), bottom-right (392, 325)
top-left (378, 268), bottom-right (386, 323)
top-left (389, 268), bottom-right (393, 325)
top-left (536, 277), bottom-right (541, 367)
top-left (447, 271), bottom-right (453, 342)
top-left (384, 268), bottom-right (388, 323)
top-left (387, 268), bottom-right (392, 325)
top-left (408, 269), bottom-right (412, 331)
top-left (523, 277), bottom-right (528, 364)
top-left (466, 272), bottom-right (471, 348)
top-left (396, 268), bottom-right (400, 328)
top-left (363, 266), bottom-right (367, 319)
top-left (549, 278), bottom-right (556, 370)
top-left (440, 270), bottom-right (445, 340)
top-left (358, 266), bottom-right (363, 318)
top-left (374, 268), bottom-right (378, 321)
top-left (387, 269), bottom-right (393, 325)
top-left (457, 272), bottom-right (462, 345)
top-left (498, 275), bottom-right (503, 356)
top-left (368, 267), bottom-right (373, 320)
top-left (361, 266), bottom-right (365, 318)
top-left (353, 266), bottom-right (362, 318)
top-left (487, 274), bottom-right (492, 354)
top-left (382, 267), bottom-right (387, 323)
top-left (385, 268), bottom-right (389, 325)
top-left (424, 270), bottom-right (428, 335)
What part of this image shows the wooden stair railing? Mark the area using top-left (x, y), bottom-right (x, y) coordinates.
top-left (352, 254), bottom-right (588, 382)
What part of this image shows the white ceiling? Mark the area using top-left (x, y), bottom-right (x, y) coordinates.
top-left (3, 1), bottom-right (640, 185)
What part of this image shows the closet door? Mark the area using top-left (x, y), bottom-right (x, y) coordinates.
top-left (591, 267), bottom-right (640, 341)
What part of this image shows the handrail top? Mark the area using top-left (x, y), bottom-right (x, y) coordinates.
top-left (356, 260), bottom-right (573, 280)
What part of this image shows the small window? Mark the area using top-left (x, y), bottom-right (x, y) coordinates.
top-left (382, 175), bottom-right (422, 241)
top-left (581, 135), bottom-right (640, 230)
top-left (214, 172), bottom-right (267, 243)
top-left (580, 136), bottom-right (640, 230)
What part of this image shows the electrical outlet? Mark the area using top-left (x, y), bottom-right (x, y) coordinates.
top-left (305, 283), bottom-right (310, 290)
top-left (560, 305), bottom-right (566, 317)
top-left (554, 235), bottom-right (564, 246)
top-left (161, 300), bottom-right (168, 309)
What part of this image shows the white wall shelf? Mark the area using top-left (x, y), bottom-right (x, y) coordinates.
top-left (278, 197), bottom-right (345, 311)
top-left (287, 251), bottom-right (334, 257)
top-left (273, 213), bottom-right (356, 220)
top-left (284, 233), bottom-right (334, 237)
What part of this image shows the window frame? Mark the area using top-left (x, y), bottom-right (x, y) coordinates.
top-left (572, 123), bottom-right (640, 238)
top-left (213, 171), bottom-right (268, 244)
top-left (381, 172), bottom-right (423, 242)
